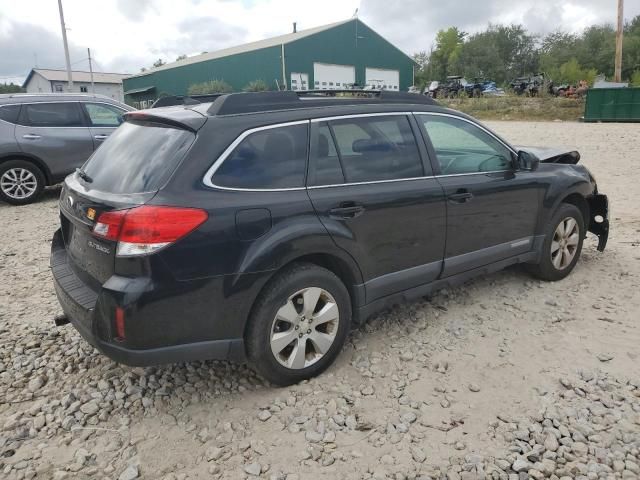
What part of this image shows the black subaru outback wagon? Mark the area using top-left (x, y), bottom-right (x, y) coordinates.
top-left (51, 91), bottom-right (609, 386)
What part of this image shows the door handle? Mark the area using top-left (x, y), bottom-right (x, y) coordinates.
top-left (94, 134), bottom-right (109, 140)
top-left (22, 134), bottom-right (41, 140)
top-left (329, 204), bottom-right (365, 219)
top-left (448, 190), bottom-right (473, 203)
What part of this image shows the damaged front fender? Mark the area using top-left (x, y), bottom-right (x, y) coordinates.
top-left (587, 194), bottom-right (609, 252)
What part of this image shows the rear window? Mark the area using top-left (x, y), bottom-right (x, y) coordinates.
top-left (211, 123), bottom-right (308, 189)
top-left (20, 102), bottom-right (84, 127)
top-left (82, 121), bottom-right (194, 194)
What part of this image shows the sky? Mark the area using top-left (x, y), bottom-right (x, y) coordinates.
top-left (1, 0), bottom-right (638, 85)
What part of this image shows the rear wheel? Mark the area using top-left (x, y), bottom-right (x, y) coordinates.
top-left (0, 160), bottom-right (45, 205)
top-left (527, 203), bottom-right (584, 281)
top-left (246, 263), bottom-right (351, 386)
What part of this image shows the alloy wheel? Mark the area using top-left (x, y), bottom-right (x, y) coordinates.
top-left (551, 217), bottom-right (580, 270)
top-left (270, 287), bottom-right (340, 369)
top-left (1, 168), bottom-right (38, 200)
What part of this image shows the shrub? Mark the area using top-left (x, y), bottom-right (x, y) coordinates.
top-left (243, 80), bottom-right (269, 92)
top-left (187, 80), bottom-right (233, 95)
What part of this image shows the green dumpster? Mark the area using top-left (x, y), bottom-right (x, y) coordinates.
top-left (584, 87), bottom-right (640, 122)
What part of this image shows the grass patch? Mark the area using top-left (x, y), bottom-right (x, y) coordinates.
top-left (439, 95), bottom-right (585, 122)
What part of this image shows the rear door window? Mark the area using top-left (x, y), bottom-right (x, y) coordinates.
top-left (82, 121), bottom-right (195, 194)
top-left (328, 115), bottom-right (423, 183)
top-left (0, 104), bottom-right (21, 124)
top-left (211, 123), bottom-right (308, 189)
top-left (19, 102), bottom-right (84, 127)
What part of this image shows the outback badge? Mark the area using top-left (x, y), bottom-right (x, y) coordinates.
top-left (87, 208), bottom-right (96, 221)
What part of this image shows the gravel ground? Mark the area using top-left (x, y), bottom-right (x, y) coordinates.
top-left (0, 121), bottom-right (639, 480)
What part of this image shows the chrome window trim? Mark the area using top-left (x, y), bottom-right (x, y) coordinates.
top-left (202, 119), bottom-right (310, 191)
top-left (202, 111), bottom-right (519, 192)
top-left (308, 175), bottom-right (436, 190)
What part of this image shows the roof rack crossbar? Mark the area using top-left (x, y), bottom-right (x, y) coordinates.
top-left (207, 90), bottom-right (437, 116)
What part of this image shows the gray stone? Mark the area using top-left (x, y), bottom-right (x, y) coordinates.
top-left (118, 465), bottom-right (139, 480)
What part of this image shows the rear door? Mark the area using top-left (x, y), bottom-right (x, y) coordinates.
top-left (15, 102), bottom-right (93, 179)
top-left (416, 113), bottom-right (541, 277)
top-left (81, 102), bottom-right (127, 149)
top-left (307, 113), bottom-right (446, 303)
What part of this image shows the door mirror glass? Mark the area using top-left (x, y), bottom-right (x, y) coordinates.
top-left (517, 150), bottom-right (540, 171)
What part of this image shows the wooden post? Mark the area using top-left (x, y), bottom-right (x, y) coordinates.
top-left (614, 0), bottom-right (624, 82)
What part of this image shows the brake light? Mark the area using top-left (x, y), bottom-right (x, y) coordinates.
top-left (92, 206), bottom-right (208, 257)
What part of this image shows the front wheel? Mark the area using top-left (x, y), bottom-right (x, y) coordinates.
top-left (527, 203), bottom-right (585, 281)
top-left (246, 263), bottom-right (351, 386)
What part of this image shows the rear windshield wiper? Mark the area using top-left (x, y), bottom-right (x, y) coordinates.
top-left (76, 168), bottom-right (93, 183)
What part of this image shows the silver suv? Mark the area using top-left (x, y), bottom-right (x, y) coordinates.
top-left (0, 94), bottom-right (134, 205)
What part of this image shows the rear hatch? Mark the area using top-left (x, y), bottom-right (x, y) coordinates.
top-left (59, 112), bottom-right (202, 288)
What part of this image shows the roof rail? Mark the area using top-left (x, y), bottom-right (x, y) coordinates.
top-left (207, 90), bottom-right (438, 116)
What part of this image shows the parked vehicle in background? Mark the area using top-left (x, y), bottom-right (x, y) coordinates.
top-left (439, 76), bottom-right (467, 98)
top-left (464, 78), bottom-right (485, 97)
top-left (0, 94), bottom-right (134, 205)
top-left (51, 90), bottom-right (609, 386)
top-left (510, 73), bottom-right (545, 97)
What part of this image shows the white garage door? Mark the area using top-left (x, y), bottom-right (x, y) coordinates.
top-left (365, 68), bottom-right (400, 91)
top-left (313, 63), bottom-right (355, 90)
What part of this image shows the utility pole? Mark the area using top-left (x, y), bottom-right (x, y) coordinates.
top-left (57, 0), bottom-right (74, 91)
top-left (614, 0), bottom-right (624, 82)
top-left (87, 48), bottom-right (95, 93)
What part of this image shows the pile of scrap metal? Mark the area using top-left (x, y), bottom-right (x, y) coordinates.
top-left (426, 76), bottom-right (504, 98)
top-left (549, 80), bottom-right (589, 98)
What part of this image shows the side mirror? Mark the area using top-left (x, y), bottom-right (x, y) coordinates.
top-left (517, 150), bottom-right (540, 171)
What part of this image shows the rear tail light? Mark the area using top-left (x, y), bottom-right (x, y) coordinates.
top-left (93, 206), bottom-right (208, 257)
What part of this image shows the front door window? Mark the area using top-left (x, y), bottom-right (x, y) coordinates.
top-left (420, 115), bottom-right (513, 175)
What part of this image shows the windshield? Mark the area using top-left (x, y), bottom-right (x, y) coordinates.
top-left (82, 121), bottom-right (195, 194)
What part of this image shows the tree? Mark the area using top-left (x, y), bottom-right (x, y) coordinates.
top-left (187, 80), bottom-right (233, 95)
top-left (175, 54), bottom-right (188, 62)
top-left (429, 27), bottom-right (466, 80)
top-left (455, 24), bottom-right (538, 84)
top-left (0, 83), bottom-right (23, 94)
top-left (152, 59), bottom-right (166, 68)
top-left (411, 14), bottom-right (640, 84)
top-left (412, 51), bottom-right (431, 89)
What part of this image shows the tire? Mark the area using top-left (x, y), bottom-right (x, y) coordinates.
top-left (527, 203), bottom-right (585, 281)
top-left (246, 263), bottom-right (351, 386)
top-left (0, 160), bottom-right (45, 205)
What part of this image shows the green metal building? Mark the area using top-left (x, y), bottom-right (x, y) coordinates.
top-left (123, 19), bottom-right (416, 107)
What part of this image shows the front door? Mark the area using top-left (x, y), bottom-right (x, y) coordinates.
top-left (15, 102), bottom-right (93, 179)
top-left (415, 113), bottom-right (541, 277)
top-left (307, 114), bottom-right (446, 302)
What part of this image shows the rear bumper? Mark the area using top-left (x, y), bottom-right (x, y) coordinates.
top-left (50, 229), bottom-right (247, 366)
